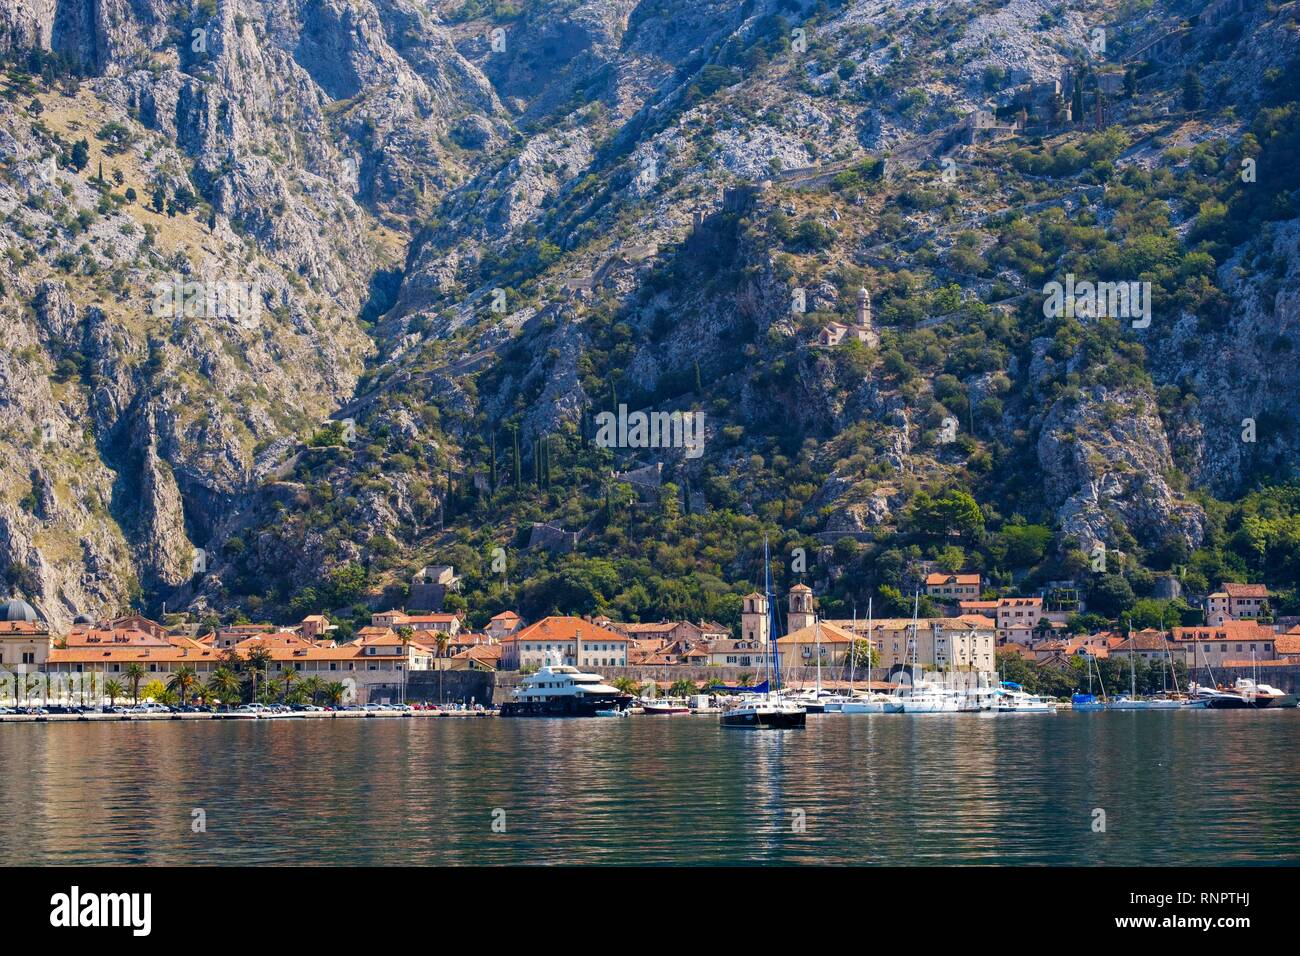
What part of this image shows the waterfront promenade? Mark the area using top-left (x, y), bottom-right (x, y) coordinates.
top-left (0, 709), bottom-right (492, 723)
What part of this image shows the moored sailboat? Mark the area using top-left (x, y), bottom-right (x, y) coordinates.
top-left (720, 538), bottom-right (806, 729)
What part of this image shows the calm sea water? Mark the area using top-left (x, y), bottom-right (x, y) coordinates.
top-left (1, 711), bottom-right (1296, 865)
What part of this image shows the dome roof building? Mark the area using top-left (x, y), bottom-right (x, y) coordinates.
top-left (0, 598), bottom-right (39, 623)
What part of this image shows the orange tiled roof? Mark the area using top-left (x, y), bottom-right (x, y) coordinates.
top-left (1272, 635), bottom-right (1300, 655)
top-left (777, 622), bottom-right (855, 645)
top-left (505, 616), bottom-right (630, 644)
top-left (452, 644), bottom-right (502, 661)
top-left (1222, 583), bottom-right (1268, 599)
top-left (0, 621), bottom-right (49, 635)
top-left (925, 572), bottom-right (980, 586)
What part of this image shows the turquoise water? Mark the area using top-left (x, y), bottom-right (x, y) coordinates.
top-left (1, 711), bottom-right (1295, 865)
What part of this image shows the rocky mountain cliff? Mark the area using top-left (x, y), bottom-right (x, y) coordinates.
top-left (1, 0), bottom-right (1297, 630)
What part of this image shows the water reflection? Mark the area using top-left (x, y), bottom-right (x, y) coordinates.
top-left (0, 712), bottom-right (1295, 865)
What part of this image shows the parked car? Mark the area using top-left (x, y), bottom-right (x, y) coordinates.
top-left (127, 703), bottom-right (172, 714)
top-left (235, 703), bottom-right (270, 713)
top-left (302, 705), bottom-right (325, 712)
top-left (0, 706), bottom-right (15, 715)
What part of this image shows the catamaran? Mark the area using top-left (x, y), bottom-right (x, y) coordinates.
top-left (720, 538), bottom-right (806, 729)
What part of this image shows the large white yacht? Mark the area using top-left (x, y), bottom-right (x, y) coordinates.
top-left (499, 662), bottom-right (631, 717)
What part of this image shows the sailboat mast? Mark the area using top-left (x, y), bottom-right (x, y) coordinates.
top-left (866, 596), bottom-right (873, 689)
top-left (815, 616), bottom-right (822, 694)
top-left (1129, 626), bottom-right (1136, 698)
top-left (763, 535), bottom-right (778, 695)
top-left (849, 602), bottom-right (856, 696)
top-left (909, 590), bottom-right (920, 685)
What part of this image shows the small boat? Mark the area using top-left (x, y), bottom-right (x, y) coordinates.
top-left (1106, 695), bottom-right (1184, 710)
top-left (594, 708), bottom-right (629, 717)
top-left (1071, 693), bottom-right (1105, 712)
top-left (780, 688), bottom-right (830, 713)
top-left (840, 694), bottom-right (904, 714)
top-left (641, 697), bottom-right (690, 715)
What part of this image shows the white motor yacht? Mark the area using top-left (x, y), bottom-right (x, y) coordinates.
top-left (991, 682), bottom-right (1055, 713)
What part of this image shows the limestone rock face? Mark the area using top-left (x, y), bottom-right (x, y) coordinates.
top-left (1037, 385), bottom-right (1206, 554)
top-left (1149, 220), bottom-right (1300, 497)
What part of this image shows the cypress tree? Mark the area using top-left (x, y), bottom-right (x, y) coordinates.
top-left (512, 427), bottom-right (521, 491)
top-left (489, 430), bottom-right (498, 492)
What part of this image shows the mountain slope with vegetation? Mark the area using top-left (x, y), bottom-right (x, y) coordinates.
top-left (1, 0), bottom-right (1298, 635)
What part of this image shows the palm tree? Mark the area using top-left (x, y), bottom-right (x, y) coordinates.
top-left (244, 646), bottom-right (273, 702)
top-left (668, 678), bottom-right (698, 698)
top-left (611, 676), bottom-right (640, 695)
top-left (299, 675), bottom-right (326, 706)
top-left (104, 680), bottom-right (125, 708)
top-left (278, 664), bottom-right (298, 702)
top-left (167, 666), bottom-right (199, 706)
top-left (325, 681), bottom-right (347, 707)
top-left (207, 666), bottom-right (241, 706)
top-left (124, 662), bottom-right (146, 704)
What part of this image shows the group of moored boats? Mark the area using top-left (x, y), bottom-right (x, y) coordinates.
top-left (500, 660), bottom-right (1296, 725)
